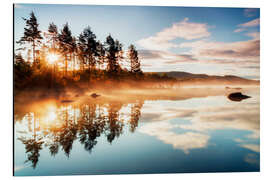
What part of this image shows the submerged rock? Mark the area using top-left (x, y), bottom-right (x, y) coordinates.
top-left (225, 87), bottom-right (242, 90)
top-left (61, 99), bottom-right (74, 103)
top-left (228, 92), bottom-right (251, 102)
top-left (91, 93), bottom-right (100, 98)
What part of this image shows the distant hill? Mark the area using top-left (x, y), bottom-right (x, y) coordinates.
top-left (153, 71), bottom-right (260, 85)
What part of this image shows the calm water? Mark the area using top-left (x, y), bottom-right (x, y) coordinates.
top-left (14, 87), bottom-right (260, 176)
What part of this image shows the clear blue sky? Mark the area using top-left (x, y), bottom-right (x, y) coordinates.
top-left (14, 4), bottom-right (260, 79)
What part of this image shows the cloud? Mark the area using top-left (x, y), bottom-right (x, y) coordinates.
top-left (180, 37), bottom-right (260, 61)
top-left (176, 30), bottom-right (259, 78)
top-left (240, 144), bottom-right (260, 153)
top-left (244, 153), bottom-right (259, 165)
top-left (136, 50), bottom-right (198, 71)
top-left (137, 18), bottom-right (211, 51)
top-left (239, 18), bottom-right (260, 28)
top-left (139, 91), bottom-right (260, 154)
top-left (138, 50), bottom-right (197, 63)
top-left (178, 100), bottom-right (260, 136)
top-left (245, 32), bottom-right (260, 40)
top-left (234, 18), bottom-right (260, 33)
top-left (244, 8), bottom-right (259, 17)
top-left (139, 121), bottom-right (210, 154)
top-left (137, 37), bottom-right (259, 78)
top-left (136, 17), bottom-right (259, 78)
top-left (14, 164), bottom-right (28, 171)
top-left (234, 28), bottom-right (245, 33)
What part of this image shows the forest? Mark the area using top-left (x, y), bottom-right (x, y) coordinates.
top-left (14, 11), bottom-right (176, 94)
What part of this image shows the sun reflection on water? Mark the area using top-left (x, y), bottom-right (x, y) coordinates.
top-left (14, 87), bottom-right (260, 173)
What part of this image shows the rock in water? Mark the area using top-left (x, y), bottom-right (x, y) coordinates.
top-left (91, 93), bottom-right (100, 98)
top-left (61, 99), bottom-right (74, 103)
top-left (228, 92), bottom-right (251, 102)
top-left (225, 87), bottom-right (242, 90)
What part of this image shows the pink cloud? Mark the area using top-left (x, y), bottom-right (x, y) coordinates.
top-left (138, 50), bottom-right (196, 63)
top-left (246, 32), bottom-right (260, 40)
top-left (234, 18), bottom-right (260, 33)
top-left (137, 18), bottom-right (211, 51)
top-left (180, 36), bottom-right (260, 62)
top-left (136, 18), bottom-right (259, 79)
top-left (239, 18), bottom-right (260, 28)
top-left (234, 28), bottom-right (245, 33)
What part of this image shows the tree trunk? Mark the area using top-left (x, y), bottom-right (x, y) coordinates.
top-left (72, 53), bottom-right (75, 74)
top-left (89, 58), bottom-right (91, 81)
top-left (33, 40), bottom-right (36, 65)
top-left (65, 55), bottom-right (67, 77)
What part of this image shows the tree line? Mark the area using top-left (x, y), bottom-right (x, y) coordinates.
top-left (15, 11), bottom-right (176, 90)
top-left (15, 11), bottom-right (142, 87)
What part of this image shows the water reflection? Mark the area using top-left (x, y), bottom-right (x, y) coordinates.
top-left (15, 99), bottom-right (143, 168)
top-left (14, 87), bottom-right (260, 173)
top-left (139, 92), bottom-right (259, 154)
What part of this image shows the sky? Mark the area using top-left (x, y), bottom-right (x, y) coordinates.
top-left (14, 4), bottom-right (260, 79)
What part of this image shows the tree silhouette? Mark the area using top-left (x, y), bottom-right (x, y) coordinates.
top-left (13, 11), bottom-right (182, 92)
top-left (58, 125), bottom-right (77, 157)
top-left (128, 44), bottom-right (142, 74)
top-left (47, 22), bottom-right (58, 52)
top-left (70, 36), bottom-right (77, 73)
top-left (17, 11), bottom-right (43, 65)
top-left (18, 137), bottom-right (44, 169)
top-left (49, 143), bottom-right (59, 156)
top-left (17, 114), bottom-right (44, 169)
top-left (78, 103), bottom-right (106, 153)
top-left (15, 100), bottom-right (146, 169)
top-left (129, 101), bottom-right (143, 132)
top-left (105, 35), bottom-right (123, 74)
top-left (96, 40), bottom-right (106, 70)
top-left (14, 53), bottom-right (32, 89)
top-left (58, 105), bottom-right (78, 157)
top-left (105, 102), bottom-right (124, 143)
top-left (13, 11), bottom-right (182, 93)
top-left (58, 23), bottom-right (75, 76)
top-left (78, 27), bottom-right (98, 76)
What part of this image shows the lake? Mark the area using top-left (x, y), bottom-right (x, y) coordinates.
top-left (14, 87), bottom-right (260, 176)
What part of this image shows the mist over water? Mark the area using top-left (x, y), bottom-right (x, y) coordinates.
top-left (14, 86), bottom-right (260, 175)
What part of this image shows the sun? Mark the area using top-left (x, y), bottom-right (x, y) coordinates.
top-left (47, 53), bottom-right (59, 64)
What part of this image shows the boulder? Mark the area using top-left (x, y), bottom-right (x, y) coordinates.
top-left (227, 92), bottom-right (250, 102)
top-left (91, 93), bottom-right (100, 98)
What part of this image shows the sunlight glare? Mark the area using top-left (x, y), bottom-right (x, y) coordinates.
top-left (44, 106), bottom-right (57, 124)
top-left (47, 53), bottom-right (59, 64)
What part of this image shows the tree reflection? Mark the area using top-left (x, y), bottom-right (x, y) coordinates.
top-left (129, 101), bottom-right (143, 133)
top-left (78, 104), bottom-right (106, 153)
top-left (16, 100), bottom-right (144, 168)
top-left (105, 102), bottom-right (124, 143)
top-left (18, 137), bottom-right (44, 169)
top-left (58, 125), bottom-right (78, 157)
top-left (18, 114), bottom-right (44, 169)
top-left (48, 142), bottom-right (59, 157)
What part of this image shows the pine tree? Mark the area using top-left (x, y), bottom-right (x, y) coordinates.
top-left (96, 41), bottom-right (105, 70)
top-left (128, 44), bottom-right (141, 74)
top-left (47, 22), bottom-right (58, 52)
top-left (17, 11), bottom-right (43, 65)
top-left (78, 27), bottom-right (98, 72)
top-left (71, 36), bottom-right (77, 73)
top-left (105, 35), bottom-right (123, 73)
top-left (48, 22), bottom-right (58, 34)
top-left (58, 23), bottom-right (74, 76)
